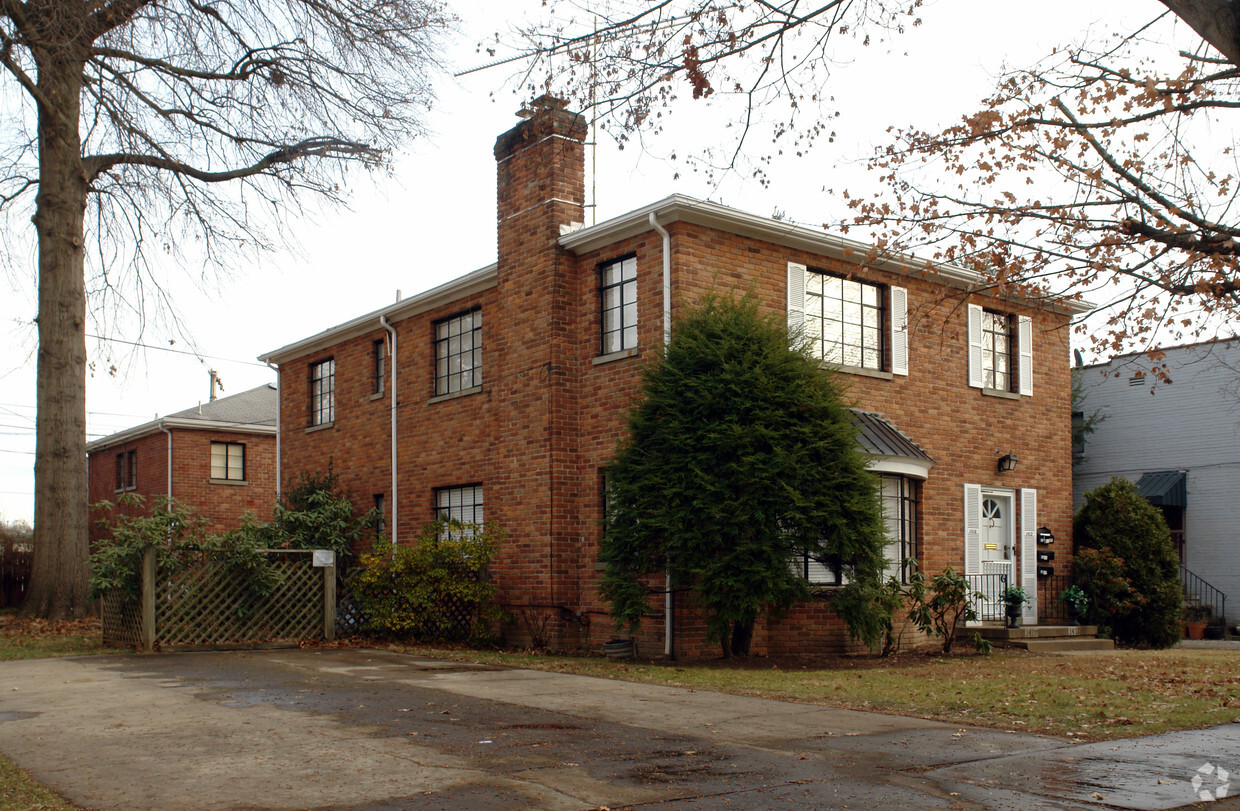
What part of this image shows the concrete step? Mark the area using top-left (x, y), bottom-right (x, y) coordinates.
top-left (974, 624), bottom-right (1100, 641)
top-left (1007, 637), bottom-right (1115, 652)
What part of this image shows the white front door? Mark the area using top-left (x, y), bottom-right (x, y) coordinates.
top-left (980, 493), bottom-right (1014, 614)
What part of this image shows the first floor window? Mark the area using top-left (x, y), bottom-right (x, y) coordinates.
top-left (880, 474), bottom-right (919, 582)
top-left (793, 474), bottom-right (920, 586)
top-left (114, 450), bottom-right (137, 491)
top-left (435, 309), bottom-right (482, 395)
top-left (373, 493), bottom-right (386, 537)
top-left (311, 358), bottom-right (335, 425)
top-left (210, 442), bottom-right (245, 481)
top-left (435, 484), bottom-right (483, 537)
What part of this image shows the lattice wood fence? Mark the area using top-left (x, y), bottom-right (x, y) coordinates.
top-left (102, 548), bottom-right (336, 651)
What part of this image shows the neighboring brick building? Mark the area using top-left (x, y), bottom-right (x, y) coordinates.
top-left (260, 96), bottom-right (1091, 656)
top-left (87, 384), bottom-right (278, 541)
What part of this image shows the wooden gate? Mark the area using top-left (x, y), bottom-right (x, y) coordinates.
top-left (102, 548), bottom-right (336, 651)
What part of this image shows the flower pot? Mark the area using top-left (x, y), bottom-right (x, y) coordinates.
top-left (1204, 624), bottom-right (1226, 641)
top-left (1066, 603), bottom-right (1081, 626)
top-left (1186, 622), bottom-right (1207, 640)
top-left (1005, 604), bottom-right (1022, 629)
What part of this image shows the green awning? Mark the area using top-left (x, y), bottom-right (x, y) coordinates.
top-left (1136, 470), bottom-right (1187, 508)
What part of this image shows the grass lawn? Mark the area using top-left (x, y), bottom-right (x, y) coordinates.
top-left (0, 610), bottom-right (110, 661)
top-left (392, 643), bottom-right (1240, 743)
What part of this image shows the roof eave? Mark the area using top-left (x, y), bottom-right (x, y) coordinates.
top-left (258, 263), bottom-right (499, 365)
top-left (559, 195), bottom-right (1095, 316)
top-left (86, 419), bottom-right (277, 453)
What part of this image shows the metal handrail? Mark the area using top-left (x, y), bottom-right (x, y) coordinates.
top-left (1181, 565), bottom-right (1227, 627)
top-left (965, 572), bottom-right (1010, 622)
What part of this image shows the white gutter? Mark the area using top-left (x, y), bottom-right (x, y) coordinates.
top-left (650, 211), bottom-right (674, 660)
top-left (266, 361), bottom-right (281, 498)
top-left (380, 315), bottom-right (398, 547)
top-left (158, 422), bottom-right (172, 501)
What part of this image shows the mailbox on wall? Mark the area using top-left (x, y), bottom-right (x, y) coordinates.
top-left (1037, 550), bottom-right (1055, 563)
top-left (1037, 527), bottom-right (1055, 545)
top-left (1037, 565), bottom-right (1055, 578)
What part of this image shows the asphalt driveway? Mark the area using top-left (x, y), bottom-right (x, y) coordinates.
top-left (2, 648), bottom-right (1238, 809)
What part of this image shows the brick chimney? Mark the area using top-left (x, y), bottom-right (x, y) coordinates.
top-left (489, 96), bottom-right (588, 644)
top-left (494, 95), bottom-right (587, 249)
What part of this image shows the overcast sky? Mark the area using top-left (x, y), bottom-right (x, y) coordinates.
top-left (0, 0), bottom-right (1155, 523)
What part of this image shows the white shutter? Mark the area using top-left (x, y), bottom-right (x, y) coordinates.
top-left (1020, 488), bottom-right (1038, 623)
top-left (787, 262), bottom-right (806, 339)
top-left (967, 304), bottom-right (984, 389)
top-left (891, 286), bottom-right (908, 376)
top-left (964, 483), bottom-right (982, 574)
top-left (1018, 315), bottom-right (1033, 397)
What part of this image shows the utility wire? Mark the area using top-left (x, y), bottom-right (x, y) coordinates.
top-left (85, 333), bottom-right (269, 368)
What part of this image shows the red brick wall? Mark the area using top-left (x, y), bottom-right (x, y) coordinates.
top-left (274, 101), bottom-right (1078, 658)
top-left (88, 428), bottom-right (276, 542)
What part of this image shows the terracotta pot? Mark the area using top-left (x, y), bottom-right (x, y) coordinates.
top-left (1186, 622), bottom-right (1207, 640)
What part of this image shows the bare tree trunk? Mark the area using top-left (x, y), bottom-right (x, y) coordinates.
top-left (1161, 0), bottom-right (1240, 66)
top-left (22, 47), bottom-right (92, 619)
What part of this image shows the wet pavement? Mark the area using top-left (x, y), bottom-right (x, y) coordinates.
top-left (1, 648), bottom-right (1239, 809)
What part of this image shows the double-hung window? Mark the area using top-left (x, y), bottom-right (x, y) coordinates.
top-left (114, 450), bottom-right (137, 491)
top-left (967, 305), bottom-right (1032, 396)
top-left (434, 309), bottom-right (482, 395)
top-left (600, 256), bottom-right (637, 354)
top-left (787, 262), bottom-right (907, 376)
top-left (210, 442), bottom-right (245, 482)
top-left (311, 358), bottom-right (335, 426)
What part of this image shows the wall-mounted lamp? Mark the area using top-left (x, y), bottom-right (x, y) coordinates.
top-left (997, 453), bottom-right (1019, 473)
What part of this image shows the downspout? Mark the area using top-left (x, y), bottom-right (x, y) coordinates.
top-left (380, 316), bottom-right (398, 547)
top-left (158, 422), bottom-right (172, 501)
top-left (649, 211), bottom-right (673, 659)
top-left (265, 361), bottom-right (281, 498)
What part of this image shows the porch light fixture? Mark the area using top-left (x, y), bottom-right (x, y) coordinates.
top-left (997, 453), bottom-right (1019, 473)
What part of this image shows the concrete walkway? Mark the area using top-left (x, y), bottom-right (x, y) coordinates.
top-left (1, 649), bottom-right (1238, 809)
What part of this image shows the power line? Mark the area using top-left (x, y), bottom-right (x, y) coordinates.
top-left (0, 449), bottom-right (36, 456)
top-left (85, 333), bottom-right (269, 368)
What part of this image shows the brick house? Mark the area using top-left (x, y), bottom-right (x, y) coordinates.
top-left (260, 97), bottom-right (1090, 656)
top-left (87, 384), bottom-right (278, 541)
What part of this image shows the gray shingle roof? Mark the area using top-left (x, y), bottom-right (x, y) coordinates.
top-left (166, 384), bottom-right (277, 427)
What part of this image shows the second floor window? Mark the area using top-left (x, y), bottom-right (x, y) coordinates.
top-left (968, 304), bottom-right (1033, 396)
top-left (210, 442), bottom-right (245, 481)
top-left (311, 358), bottom-right (335, 426)
top-left (600, 256), bottom-right (637, 354)
top-left (434, 309), bottom-right (482, 395)
top-left (804, 270), bottom-right (885, 370)
top-left (373, 339), bottom-right (386, 395)
top-left (981, 310), bottom-right (1012, 391)
top-left (114, 449), bottom-right (136, 491)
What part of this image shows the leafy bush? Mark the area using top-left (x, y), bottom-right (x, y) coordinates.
top-left (268, 469), bottom-right (379, 564)
top-left (88, 494), bottom-right (285, 613)
top-left (349, 519), bottom-right (504, 641)
top-left (1072, 546), bottom-right (1137, 637)
top-left (1074, 478), bottom-right (1182, 648)
top-left (905, 566), bottom-right (980, 654)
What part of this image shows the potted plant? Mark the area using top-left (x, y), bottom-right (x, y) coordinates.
top-left (999, 585), bottom-right (1029, 629)
top-left (1184, 605), bottom-right (1210, 640)
top-left (1059, 585), bottom-right (1088, 626)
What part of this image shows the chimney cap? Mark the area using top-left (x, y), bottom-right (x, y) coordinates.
top-left (517, 94), bottom-right (570, 119)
